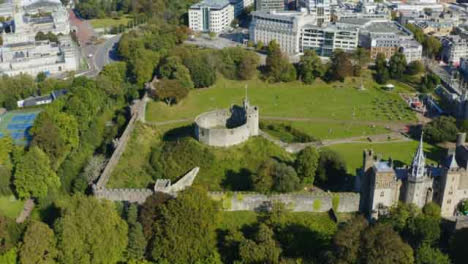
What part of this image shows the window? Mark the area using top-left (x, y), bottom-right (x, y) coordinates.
top-left (448, 199), bottom-right (452, 204)
top-left (380, 191), bottom-right (384, 197)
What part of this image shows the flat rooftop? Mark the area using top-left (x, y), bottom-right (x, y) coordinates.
top-left (190, 0), bottom-right (230, 10)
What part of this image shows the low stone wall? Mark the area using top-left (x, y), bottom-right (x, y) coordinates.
top-left (94, 188), bottom-right (154, 204)
top-left (95, 96), bottom-right (146, 188)
top-left (209, 192), bottom-right (360, 213)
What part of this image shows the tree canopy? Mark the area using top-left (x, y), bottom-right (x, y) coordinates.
top-left (14, 147), bottom-right (60, 199)
top-left (150, 187), bottom-right (220, 264)
top-left (55, 195), bottom-right (128, 264)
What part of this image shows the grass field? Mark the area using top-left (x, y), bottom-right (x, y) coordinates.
top-left (107, 123), bottom-right (293, 190)
top-left (0, 195), bottom-right (24, 219)
top-left (218, 211), bottom-right (337, 235)
top-left (90, 15), bottom-right (133, 29)
top-left (146, 74), bottom-right (417, 124)
top-left (262, 120), bottom-right (390, 141)
top-left (327, 140), bottom-right (445, 174)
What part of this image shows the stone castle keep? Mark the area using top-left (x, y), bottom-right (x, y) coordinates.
top-left (195, 97), bottom-right (259, 147)
top-left (361, 133), bottom-right (468, 219)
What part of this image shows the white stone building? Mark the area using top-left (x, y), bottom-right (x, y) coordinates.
top-left (0, 35), bottom-right (79, 76)
top-left (399, 39), bottom-right (423, 63)
top-left (249, 10), bottom-right (316, 54)
top-left (300, 0), bottom-right (331, 26)
top-left (189, 0), bottom-right (234, 33)
top-left (441, 36), bottom-right (468, 66)
top-left (300, 24), bottom-right (359, 56)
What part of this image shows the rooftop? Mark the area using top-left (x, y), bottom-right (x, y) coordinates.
top-left (190, 0), bottom-right (230, 10)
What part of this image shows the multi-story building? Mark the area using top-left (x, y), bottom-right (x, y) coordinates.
top-left (414, 21), bottom-right (453, 37)
top-left (230, 0), bottom-right (254, 16)
top-left (0, 35), bottom-right (79, 76)
top-left (338, 18), bottom-right (416, 60)
top-left (361, 133), bottom-right (468, 219)
top-left (300, 24), bottom-right (358, 56)
top-left (300, 0), bottom-right (331, 26)
top-left (189, 0), bottom-right (234, 33)
top-left (249, 9), bottom-right (315, 54)
top-left (399, 39), bottom-right (423, 63)
top-left (255, 0), bottom-right (285, 11)
top-left (441, 36), bottom-right (468, 66)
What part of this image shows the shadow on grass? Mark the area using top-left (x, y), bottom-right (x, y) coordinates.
top-left (222, 169), bottom-right (253, 191)
top-left (162, 124), bottom-right (195, 141)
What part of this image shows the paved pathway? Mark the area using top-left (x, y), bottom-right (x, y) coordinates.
top-left (16, 199), bottom-right (34, 223)
top-left (260, 130), bottom-right (411, 153)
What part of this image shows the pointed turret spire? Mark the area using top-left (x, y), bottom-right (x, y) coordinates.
top-left (410, 131), bottom-right (426, 180)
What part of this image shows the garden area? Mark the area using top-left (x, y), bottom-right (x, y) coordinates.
top-left (90, 15), bottom-right (133, 29)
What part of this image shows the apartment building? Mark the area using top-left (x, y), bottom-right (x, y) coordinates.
top-left (399, 39), bottom-right (423, 62)
top-left (249, 10), bottom-right (315, 54)
top-left (255, 0), bottom-right (285, 11)
top-left (441, 36), bottom-right (468, 66)
top-left (189, 0), bottom-right (234, 33)
top-left (300, 0), bottom-right (331, 26)
top-left (300, 24), bottom-right (358, 56)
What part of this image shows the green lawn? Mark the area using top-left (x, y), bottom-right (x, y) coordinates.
top-left (90, 15), bottom-right (133, 29)
top-left (327, 140), bottom-right (445, 175)
top-left (146, 74), bottom-right (417, 124)
top-left (0, 195), bottom-right (24, 219)
top-left (262, 120), bottom-right (390, 141)
top-left (108, 122), bottom-right (293, 190)
top-left (218, 211), bottom-right (337, 236)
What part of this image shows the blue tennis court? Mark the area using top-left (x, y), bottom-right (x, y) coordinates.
top-left (0, 110), bottom-right (41, 145)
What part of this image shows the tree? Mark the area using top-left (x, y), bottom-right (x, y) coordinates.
top-left (184, 54), bottom-right (217, 88)
top-left (326, 49), bottom-right (353, 81)
top-left (406, 61), bottom-right (425, 75)
top-left (375, 53), bottom-right (390, 84)
top-left (353, 47), bottom-right (371, 70)
top-left (252, 159), bottom-right (275, 193)
top-left (126, 204), bottom-right (146, 261)
top-left (159, 56), bottom-right (194, 89)
top-left (407, 215), bottom-right (441, 247)
top-left (14, 147), bottom-right (60, 199)
top-left (316, 148), bottom-right (347, 189)
top-left (151, 78), bottom-right (188, 105)
top-left (360, 224), bottom-right (414, 264)
top-left (389, 51), bottom-right (407, 80)
top-left (424, 116), bottom-right (458, 143)
top-left (295, 146), bottom-right (319, 184)
top-left (265, 41), bottom-right (296, 82)
top-left (19, 221), bottom-right (57, 264)
top-left (139, 192), bottom-right (172, 240)
top-left (273, 162), bottom-right (301, 193)
top-left (422, 202), bottom-right (441, 219)
top-left (238, 53), bottom-right (259, 80)
top-left (332, 215), bottom-right (368, 264)
top-left (382, 202), bottom-right (420, 232)
top-left (298, 50), bottom-right (324, 84)
top-left (416, 244), bottom-right (450, 264)
top-left (151, 187), bottom-right (220, 264)
top-left (406, 24), bottom-right (425, 44)
top-left (423, 36), bottom-right (441, 59)
top-left (256, 41), bottom-right (264, 51)
top-left (55, 195), bottom-right (128, 264)
top-left (30, 111), bottom-right (79, 169)
top-left (238, 224), bottom-right (282, 264)
top-left (420, 73), bottom-right (440, 93)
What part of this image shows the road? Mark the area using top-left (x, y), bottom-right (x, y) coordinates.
top-left (94, 35), bottom-right (122, 72)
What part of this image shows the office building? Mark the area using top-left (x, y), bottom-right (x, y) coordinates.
top-left (255, 0), bottom-right (285, 11)
top-left (189, 0), bottom-right (234, 33)
top-left (300, 24), bottom-right (358, 56)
